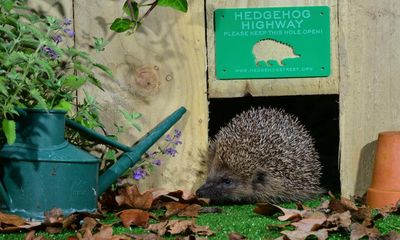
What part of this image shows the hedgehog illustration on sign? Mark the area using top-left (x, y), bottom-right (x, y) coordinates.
top-left (252, 39), bottom-right (300, 67)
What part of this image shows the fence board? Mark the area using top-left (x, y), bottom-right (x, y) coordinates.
top-left (74, 0), bottom-right (208, 192)
top-left (339, 0), bottom-right (400, 197)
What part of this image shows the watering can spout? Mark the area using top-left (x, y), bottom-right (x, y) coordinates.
top-left (97, 106), bottom-right (187, 195)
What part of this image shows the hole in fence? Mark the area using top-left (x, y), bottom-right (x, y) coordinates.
top-left (208, 94), bottom-right (340, 194)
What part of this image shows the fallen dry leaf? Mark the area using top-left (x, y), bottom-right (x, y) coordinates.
top-left (379, 231), bottom-right (400, 240)
top-left (147, 219), bottom-right (213, 237)
top-left (253, 202), bottom-right (308, 222)
top-left (349, 222), bottom-right (379, 240)
top-left (44, 208), bottom-right (63, 224)
top-left (117, 209), bottom-right (153, 228)
top-left (325, 211), bottom-right (352, 229)
top-left (124, 233), bottom-right (164, 240)
top-left (116, 185), bottom-right (154, 210)
top-left (291, 212), bottom-right (327, 232)
top-left (228, 232), bottom-right (247, 240)
top-left (281, 228), bottom-right (328, 240)
top-left (151, 189), bottom-right (209, 207)
top-left (0, 211), bottom-right (27, 227)
top-left (253, 202), bottom-right (282, 216)
top-left (79, 217), bottom-right (98, 233)
top-left (164, 202), bottom-right (201, 218)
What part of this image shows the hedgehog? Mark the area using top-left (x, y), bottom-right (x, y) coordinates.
top-left (195, 107), bottom-right (323, 204)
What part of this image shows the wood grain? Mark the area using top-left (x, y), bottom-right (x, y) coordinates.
top-left (74, 0), bottom-right (208, 192)
top-left (339, 0), bottom-right (400, 197)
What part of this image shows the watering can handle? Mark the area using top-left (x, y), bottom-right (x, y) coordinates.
top-left (65, 118), bottom-right (132, 152)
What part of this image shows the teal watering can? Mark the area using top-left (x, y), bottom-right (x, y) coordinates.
top-left (0, 107), bottom-right (186, 219)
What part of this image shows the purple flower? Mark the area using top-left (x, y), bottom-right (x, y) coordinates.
top-left (63, 28), bottom-right (75, 38)
top-left (62, 18), bottom-right (72, 26)
top-left (174, 129), bottom-right (182, 138)
top-left (133, 167), bottom-right (146, 180)
top-left (152, 159), bottom-right (162, 166)
top-left (165, 134), bottom-right (172, 142)
top-left (173, 139), bottom-right (182, 145)
top-left (42, 46), bottom-right (58, 60)
top-left (52, 35), bottom-right (63, 44)
top-left (165, 147), bottom-right (177, 157)
top-left (146, 151), bottom-right (157, 158)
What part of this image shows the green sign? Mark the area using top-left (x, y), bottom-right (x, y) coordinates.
top-left (215, 6), bottom-right (330, 80)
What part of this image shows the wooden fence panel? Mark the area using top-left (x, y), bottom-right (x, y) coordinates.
top-left (74, 0), bottom-right (208, 192)
top-left (339, 0), bottom-right (400, 197)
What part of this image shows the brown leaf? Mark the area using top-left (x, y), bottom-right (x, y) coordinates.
top-left (254, 203), bottom-right (308, 222)
top-left (45, 226), bottom-right (62, 234)
top-left (291, 212), bottom-right (327, 232)
top-left (79, 217), bottom-right (98, 233)
top-left (228, 232), bottom-right (247, 240)
top-left (352, 206), bottom-right (373, 226)
top-left (168, 219), bottom-right (193, 234)
top-left (328, 195), bottom-right (359, 214)
top-left (164, 202), bottom-right (201, 218)
top-left (118, 209), bottom-right (152, 228)
top-left (147, 220), bottom-right (213, 237)
top-left (0, 211), bottom-right (27, 227)
top-left (380, 231), bottom-right (400, 240)
top-left (326, 211), bottom-right (352, 229)
top-left (253, 203), bottom-right (283, 216)
top-left (116, 185), bottom-right (154, 210)
top-left (189, 223), bottom-right (214, 236)
top-left (281, 228), bottom-right (328, 240)
top-left (150, 189), bottom-right (209, 207)
top-left (124, 233), bottom-right (164, 240)
top-left (92, 225), bottom-right (113, 240)
top-left (349, 222), bottom-right (379, 240)
top-left (44, 208), bottom-right (63, 224)
top-left (147, 221), bottom-right (169, 236)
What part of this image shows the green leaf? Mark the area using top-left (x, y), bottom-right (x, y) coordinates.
top-left (120, 110), bottom-right (142, 131)
top-left (87, 75), bottom-right (104, 91)
top-left (53, 99), bottom-right (72, 111)
top-left (104, 149), bottom-right (117, 161)
top-left (157, 0), bottom-right (188, 12)
top-left (93, 63), bottom-right (113, 78)
top-left (2, 119), bottom-right (16, 145)
top-left (0, 76), bottom-right (7, 95)
top-left (110, 18), bottom-right (135, 33)
top-left (123, 0), bottom-right (139, 20)
top-left (29, 88), bottom-right (48, 109)
top-left (61, 75), bottom-right (86, 90)
top-left (0, 0), bottom-right (14, 11)
top-left (93, 37), bottom-right (109, 52)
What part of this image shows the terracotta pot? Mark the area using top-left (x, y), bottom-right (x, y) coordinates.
top-left (367, 131), bottom-right (400, 208)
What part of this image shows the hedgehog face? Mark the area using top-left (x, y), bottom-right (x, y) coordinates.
top-left (195, 167), bottom-right (256, 204)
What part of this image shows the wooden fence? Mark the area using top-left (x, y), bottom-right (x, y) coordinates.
top-left (31, 0), bottom-right (400, 197)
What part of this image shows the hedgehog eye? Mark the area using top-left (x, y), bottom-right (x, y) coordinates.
top-left (222, 178), bottom-right (232, 185)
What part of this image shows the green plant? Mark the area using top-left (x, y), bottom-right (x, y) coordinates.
top-left (0, 0), bottom-right (186, 182)
top-left (0, 0), bottom-right (112, 144)
top-left (110, 0), bottom-right (188, 34)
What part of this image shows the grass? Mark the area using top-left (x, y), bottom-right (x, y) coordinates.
top-left (1, 198), bottom-right (400, 239)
